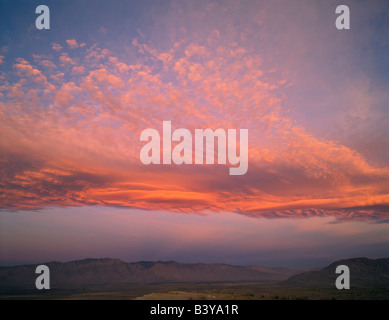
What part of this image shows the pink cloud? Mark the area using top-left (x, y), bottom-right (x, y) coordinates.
top-left (40, 60), bottom-right (57, 69)
top-left (185, 43), bottom-right (207, 57)
top-left (52, 43), bottom-right (62, 52)
top-left (0, 39), bottom-right (388, 222)
top-left (59, 53), bottom-right (75, 65)
top-left (66, 39), bottom-right (79, 49)
top-left (72, 66), bottom-right (85, 74)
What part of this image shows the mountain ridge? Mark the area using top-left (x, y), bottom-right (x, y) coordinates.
top-left (281, 257), bottom-right (389, 287)
top-left (1, 257), bottom-right (388, 289)
top-left (0, 258), bottom-right (299, 288)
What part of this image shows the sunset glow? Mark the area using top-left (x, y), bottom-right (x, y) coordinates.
top-left (1, 0), bottom-right (388, 266)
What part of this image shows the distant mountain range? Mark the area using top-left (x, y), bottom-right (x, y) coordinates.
top-left (0, 258), bottom-right (298, 288)
top-left (1, 257), bottom-right (388, 289)
top-left (281, 257), bottom-right (389, 287)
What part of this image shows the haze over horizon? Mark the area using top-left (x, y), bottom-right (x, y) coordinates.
top-left (1, 1), bottom-right (388, 269)
top-left (1, 207), bottom-right (388, 268)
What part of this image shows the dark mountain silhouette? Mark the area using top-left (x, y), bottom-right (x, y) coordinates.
top-left (281, 257), bottom-right (389, 287)
top-left (0, 258), bottom-right (298, 289)
top-left (2, 257), bottom-right (387, 290)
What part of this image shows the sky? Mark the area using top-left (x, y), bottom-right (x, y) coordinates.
top-left (0, 0), bottom-right (388, 267)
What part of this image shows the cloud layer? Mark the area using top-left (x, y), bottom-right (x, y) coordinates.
top-left (1, 37), bottom-right (388, 221)
top-left (1, 1), bottom-right (388, 222)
